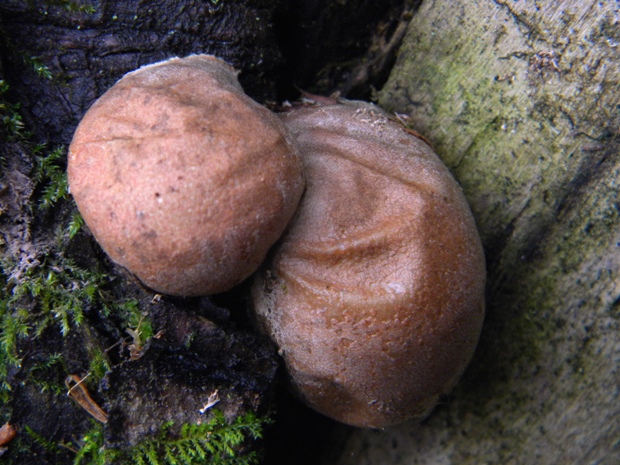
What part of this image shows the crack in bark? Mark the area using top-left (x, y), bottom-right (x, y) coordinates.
top-left (492, 0), bottom-right (548, 44)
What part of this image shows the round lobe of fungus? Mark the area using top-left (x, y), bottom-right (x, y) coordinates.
top-left (68, 55), bottom-right (304, 297)
top-left (252, 101), bottom-right (486, 428)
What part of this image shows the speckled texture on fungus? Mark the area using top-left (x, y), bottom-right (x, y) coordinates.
top-left (336, 0), bottom-right (620, 463)
top-left (252, 101), bottom-right (485, 429)
top-left (68, 55), bottom-right (305, 297)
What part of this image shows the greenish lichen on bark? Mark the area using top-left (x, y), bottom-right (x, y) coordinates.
top-left (337, 1), bottom-right (620, 464)
top-left (380, 0), bottom-right (618, 250)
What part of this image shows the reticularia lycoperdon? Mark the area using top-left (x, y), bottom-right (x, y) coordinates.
top-left (252, 100), bottom-right (486, 428)
top-left (68, 55), bottom-right (304, 297)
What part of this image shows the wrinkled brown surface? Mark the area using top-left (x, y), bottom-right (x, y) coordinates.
top-left (253, 101), bottom-right (485, 428)
top-left (68, 55), bottom-right (304, 296)
top-left (0, 2), bottom-right (418, 463)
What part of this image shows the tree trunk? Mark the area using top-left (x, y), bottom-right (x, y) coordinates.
top-left (337, 0), bottom-right (620, 464)
top-left (0, 1), bottom-right (414, 463)
top-left (0, 0), bottom-right (286, 146)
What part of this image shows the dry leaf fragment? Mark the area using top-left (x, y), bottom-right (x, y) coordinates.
top-left (65, 374), bottom-right (108, 423)
top-left (0, 422), bottom-right (17, 446)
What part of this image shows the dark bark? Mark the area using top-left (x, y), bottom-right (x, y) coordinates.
top-left (0, 1), bottom-right (413, 464)
top-left (103, 301), bottom-right (278, 449)
top-left (0, 0), bottom-right (285, 146)
top-left (275, 0), bottom-right (420, 99)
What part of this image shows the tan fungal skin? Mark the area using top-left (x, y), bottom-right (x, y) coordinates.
top-left (68, 55), bottom-right (304, 296)
top-left (252, 101), bottom-right (486, 428)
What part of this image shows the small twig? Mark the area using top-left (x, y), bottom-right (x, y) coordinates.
top-left (65, 372), bottom-right (90, 396)
top-left (58, 442), bottom-right (79, 454)
top-left (103, 339), bottom-right (122, 354)
top-left (65, 374), bottom-right (108, 423)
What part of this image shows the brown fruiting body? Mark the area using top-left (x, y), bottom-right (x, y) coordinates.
top-left (252, 100), bottom-right (486, 428)
top-left (68, 55), bottom-right (304, 296)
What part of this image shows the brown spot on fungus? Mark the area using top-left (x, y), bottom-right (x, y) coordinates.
top-left (68, 55), bottom-right (305, 296)
top-left (252, 100), bottom-right (486, 428)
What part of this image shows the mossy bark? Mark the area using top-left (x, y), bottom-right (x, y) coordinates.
top-left (338, 1), bottom-right (620, 464)
top-left (0, 2), bottom-right (288, 461)
top-left (0, 2), bottom-right (417, 463)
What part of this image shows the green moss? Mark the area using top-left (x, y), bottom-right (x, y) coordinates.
top-left (74, 410), bottom-right (270, 465)
top-left (24, 424), bottom-right (62, 453)
top-left (1, 126), bottom-right (110, 400)
top-left (22, 55), bottom-right (53, 80)
top-left (0, 298), bottom-right (28, 402)
top-left (27, 352), bottom-right (67, 395)
top-left (0, 80), bottom-right (27, 142)
top-left (42, 0), bottom-right (97, 14)
top-left (33, 145), bottom-right (70, 212)
top-left (86, 345), bottom-right (111, 383)
top-left (7, 257), bottom-right (91, 335)
top-left (71, 424), bottom-right (107, 465)
top-left (0, 249), bottom-right (147, 402)
top-left (66, 211), bottom-right (85, 240)
top-left (123, 300), bottom-right (154, 359)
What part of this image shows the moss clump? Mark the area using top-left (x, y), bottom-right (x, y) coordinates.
top-left (74, 410), bottom-right (270, 465)
top-left (32, 145), bottom-right (70, 212)
top-left (0, 80), bottom-right (27, 143)
top-left (41, 0), bottom-right (96, 14)
top-left (0, 252), bottom-right (125, 400)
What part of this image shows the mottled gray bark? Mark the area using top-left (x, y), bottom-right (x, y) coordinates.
top-left (337, 0), bottom-right (620, 464)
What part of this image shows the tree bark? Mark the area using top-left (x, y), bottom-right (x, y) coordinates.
top-left (0, 1), bottom-right (415, 463)
top-left (0, 0), bottom-right (286, 146)
top-left (0, 1), bottom-right (288, 462)
top-left (338, 1), bottom-right (620, 464)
